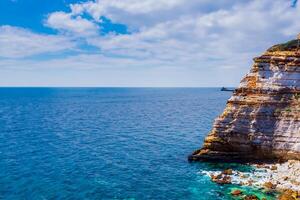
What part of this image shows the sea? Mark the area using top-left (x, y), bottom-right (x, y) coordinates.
top-left (0, 88), bottom-right (276, 200)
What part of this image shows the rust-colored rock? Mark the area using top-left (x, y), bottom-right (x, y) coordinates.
top-left (231, 190), bottom-right (243, 196)
top-left (244, 194), bottom-right (259, 200)
top-left (222, 169), bottom-right (233, 175)
top-left (278, 189), bottom-right (298, 200)
top-left (271, 165), bottom-right (278, 170)
top-left (189, 35), bottom-right (300, 162)
top-left (210, 173), bottom-right (232, 185)
top-left (263, 182), bottom-right (276, 190)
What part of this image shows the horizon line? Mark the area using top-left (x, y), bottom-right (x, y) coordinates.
top-left (0, 86), bottom-right (236, 88)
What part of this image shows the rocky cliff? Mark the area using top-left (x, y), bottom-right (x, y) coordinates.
top-left (189, 37), bottom-right (300, 162)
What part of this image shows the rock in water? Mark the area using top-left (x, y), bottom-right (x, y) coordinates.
top-left (244, 195), bottom-right (259, 200)
top-left (189, 35), bottom-right (300, 162)
top-left (231, 190), bottom-right (243, 196)
top-left (263, 182), bottom-right (276, 190)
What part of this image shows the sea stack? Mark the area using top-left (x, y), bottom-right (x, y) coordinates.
top-left (189, 35), bottom-right (300, 162)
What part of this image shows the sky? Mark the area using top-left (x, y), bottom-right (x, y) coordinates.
top-left (0, 0), bottom-right (300, 87)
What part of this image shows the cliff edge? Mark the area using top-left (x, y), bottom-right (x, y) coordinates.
top-left (189, 36), bottom-right (300, 162)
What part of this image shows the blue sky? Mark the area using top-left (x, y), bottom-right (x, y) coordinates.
top-left (0, 0), bottom-right (299, 87)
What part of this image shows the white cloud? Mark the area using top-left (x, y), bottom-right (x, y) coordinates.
top-left (2, 0), bottom-right (300, 86)
top-left (46, 0), bottom-right (300, 56)
top-left (46, 11), bottom-right (98, 36)
top-left (70, 0), bottom-right (186, 18)
top-left (79, 0), bottom-right (300, 70)
top-left (0, 54), bottom-right (241, 87)
top-left (0, 26), bottom-right (75, 58)
top-left (68, 0), bottom-right (244, 29)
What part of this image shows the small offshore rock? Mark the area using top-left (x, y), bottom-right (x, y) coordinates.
top-left (211, 175), bottom-right (231, 185)
top-left (231, 190), bottom-right (242, 196)
top-left (240, 174), bottom-right (249, 178)
top-left (243, 194), bottom-right (259, 200)
top-left (216, 174), bottom-right (222, 179)
top-left (210, 174), bottom-right (217, 179)
top-left (222, 169), bottom-right (233, 175)
top-left (271, 165), bottom-right (278, 171)
top-left (247, 179), bottom-right (254, 186)
top-left (263, 182), bottom-right (276, 190)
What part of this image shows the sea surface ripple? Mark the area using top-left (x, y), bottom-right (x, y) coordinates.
top-left (0, 88), bottom-right (242, 200)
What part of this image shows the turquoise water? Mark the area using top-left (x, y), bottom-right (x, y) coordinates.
top-left (0, 88), bottom-right (275, 199)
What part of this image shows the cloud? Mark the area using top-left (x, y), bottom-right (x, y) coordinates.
top-left (68, 0), bottom-right (244, 29)
top-left (0, 26), bottom-right (75, 58)
top-left (2, 0), bottom-right (300, 86)
top-left (77, 0), bottom-right (300, 70)
top-left (46, 0), bottom-right (300, 56)
top-left (0, 54), bottom-right (241, 87)
top-left (46, 11), bottom-right (99, 36)
top-left (70, 0), bottom-right (186, 18)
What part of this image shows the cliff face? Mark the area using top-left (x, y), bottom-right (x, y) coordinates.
top-left (189, 38), bottom-right (300, 162)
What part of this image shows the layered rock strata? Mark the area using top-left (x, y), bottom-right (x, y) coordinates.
top-left (189, 37), bottom-right (300, 162)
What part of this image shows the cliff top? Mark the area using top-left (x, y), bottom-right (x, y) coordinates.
top-left (268, 39), bottom-right (300, 52)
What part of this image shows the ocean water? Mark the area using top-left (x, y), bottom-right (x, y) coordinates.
top-left (0, 88), bottom-right (274, 200)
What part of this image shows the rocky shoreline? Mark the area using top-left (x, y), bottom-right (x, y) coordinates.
top-left (200, 160), bottom-right (300, 199)
top-left (190, 36), bottom-right (300, 162)
top-left (190, 35), bottom-right (300, 199)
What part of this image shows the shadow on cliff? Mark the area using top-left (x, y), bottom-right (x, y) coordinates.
top-left (208, 89), bottom-right (292, 162)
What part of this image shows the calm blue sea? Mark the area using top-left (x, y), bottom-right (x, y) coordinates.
top-left (0, 88), bottom-right (251, 200)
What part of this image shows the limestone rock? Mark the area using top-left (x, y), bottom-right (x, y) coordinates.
top-left (189, 35), bottom-right (300, 162)
top-left (210, 173), bottom-right (232, 185)
top-left (263, 182), bottom-right (276, 190)
top-left (278, 189), bottom-right (298, 200)
top-left (222, 169), bottom-right (233, 175)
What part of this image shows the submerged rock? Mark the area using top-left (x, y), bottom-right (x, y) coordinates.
top-left (244, 194), bottom-right (259, 200)
top-left (231, 189), bottom-right (243, 196)
top-left (189, 34), bottom-right (300, 162)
